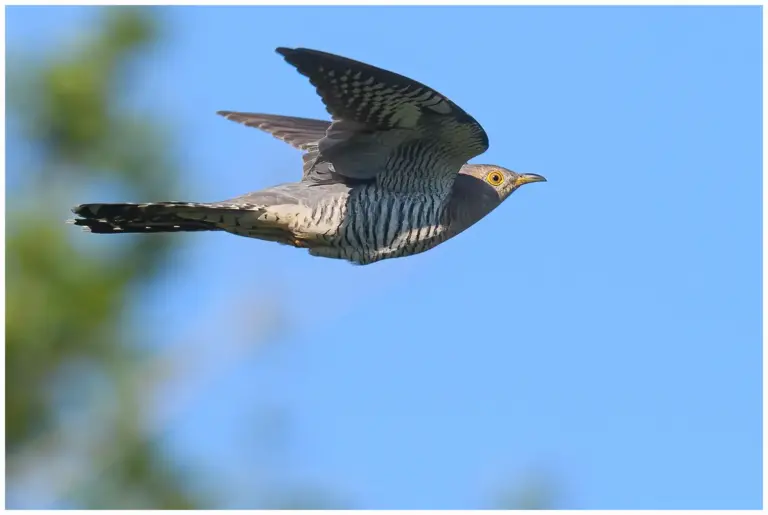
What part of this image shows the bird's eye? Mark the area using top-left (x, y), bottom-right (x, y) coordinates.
top-left (486, 171), bottom-right (504, 186)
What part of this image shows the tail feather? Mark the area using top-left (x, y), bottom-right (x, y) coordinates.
top-left (68, 201), bottom-right (224, 234)
top-left (67, 218), bottom-right (216, 234)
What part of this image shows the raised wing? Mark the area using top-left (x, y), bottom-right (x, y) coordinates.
top-left (217, 111), bottom-right (330, 151)
top-left (276, 47), bottom-right (489, 193)
top-left (217, 111), bottom-right (340, 182)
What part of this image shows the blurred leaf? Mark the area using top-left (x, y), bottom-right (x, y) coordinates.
top-left (6, 7), bottom-right (194, 508)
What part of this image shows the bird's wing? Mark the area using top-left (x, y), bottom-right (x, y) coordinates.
top-left (216, 111), bottom-right (345, 183)
top-left (276, 47), bottom-right (489, 193)
top-left (217, 111), bottom-right (330, 151)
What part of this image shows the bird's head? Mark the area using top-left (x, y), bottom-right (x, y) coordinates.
top-left (458, 164), bottom-right (547, 201)
top-left (448, 164), bottom-right (546, 230)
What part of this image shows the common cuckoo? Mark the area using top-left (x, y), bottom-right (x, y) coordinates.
top-left (69, 47), bottom-right (546, 265)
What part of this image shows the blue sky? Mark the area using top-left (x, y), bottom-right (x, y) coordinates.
top-left (7, 6), bottom-right (762, 509)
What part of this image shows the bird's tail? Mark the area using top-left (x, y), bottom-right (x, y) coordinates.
top-left (68, 202), bottom-right (230, 234)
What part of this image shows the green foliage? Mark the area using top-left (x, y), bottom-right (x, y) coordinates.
top-left (6, 7), bottom-right (195, 508)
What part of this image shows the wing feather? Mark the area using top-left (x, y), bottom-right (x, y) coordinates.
top-left (276, 47), bottom-right (489, 192)
top-left (217, 111), bottom-right (330, 151)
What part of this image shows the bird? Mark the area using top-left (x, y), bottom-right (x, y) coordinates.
top-left (69, 47), bottom-right (546, 265)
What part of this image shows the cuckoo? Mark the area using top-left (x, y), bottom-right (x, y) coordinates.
top-left (69, 47), bottom-right (546, 265)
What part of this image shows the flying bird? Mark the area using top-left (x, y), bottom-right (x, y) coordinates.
top-left (69, 47), bottom-right (546, 265)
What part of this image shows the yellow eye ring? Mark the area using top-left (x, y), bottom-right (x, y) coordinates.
top-left (486, 171), bottom-right (505, 186)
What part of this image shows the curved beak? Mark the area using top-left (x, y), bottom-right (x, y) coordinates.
top-left (514, 173), bottom-right (547, 187)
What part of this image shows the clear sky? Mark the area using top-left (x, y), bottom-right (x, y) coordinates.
top-left (7, 5), bottom-right (762, 509)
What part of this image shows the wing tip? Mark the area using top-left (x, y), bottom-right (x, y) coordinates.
top-left (276, 47), bottom-right (332, 67)
top-left (275, 47), bottom-right (295, 58)
top-left (217, 111), bottom-right (253, 126)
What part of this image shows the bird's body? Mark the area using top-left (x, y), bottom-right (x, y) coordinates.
top-left (70, 47), bottom-right (545, 265)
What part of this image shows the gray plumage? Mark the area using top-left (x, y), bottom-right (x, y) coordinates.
top-left (69, 47), bottom-right (546, 265)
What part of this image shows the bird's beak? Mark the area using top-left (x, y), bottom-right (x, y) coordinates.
top-left (514, 173), bottom-right (547, 187)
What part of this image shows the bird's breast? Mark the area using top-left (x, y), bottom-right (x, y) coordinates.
top-left (338, 186), bottom-right (451, 260)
